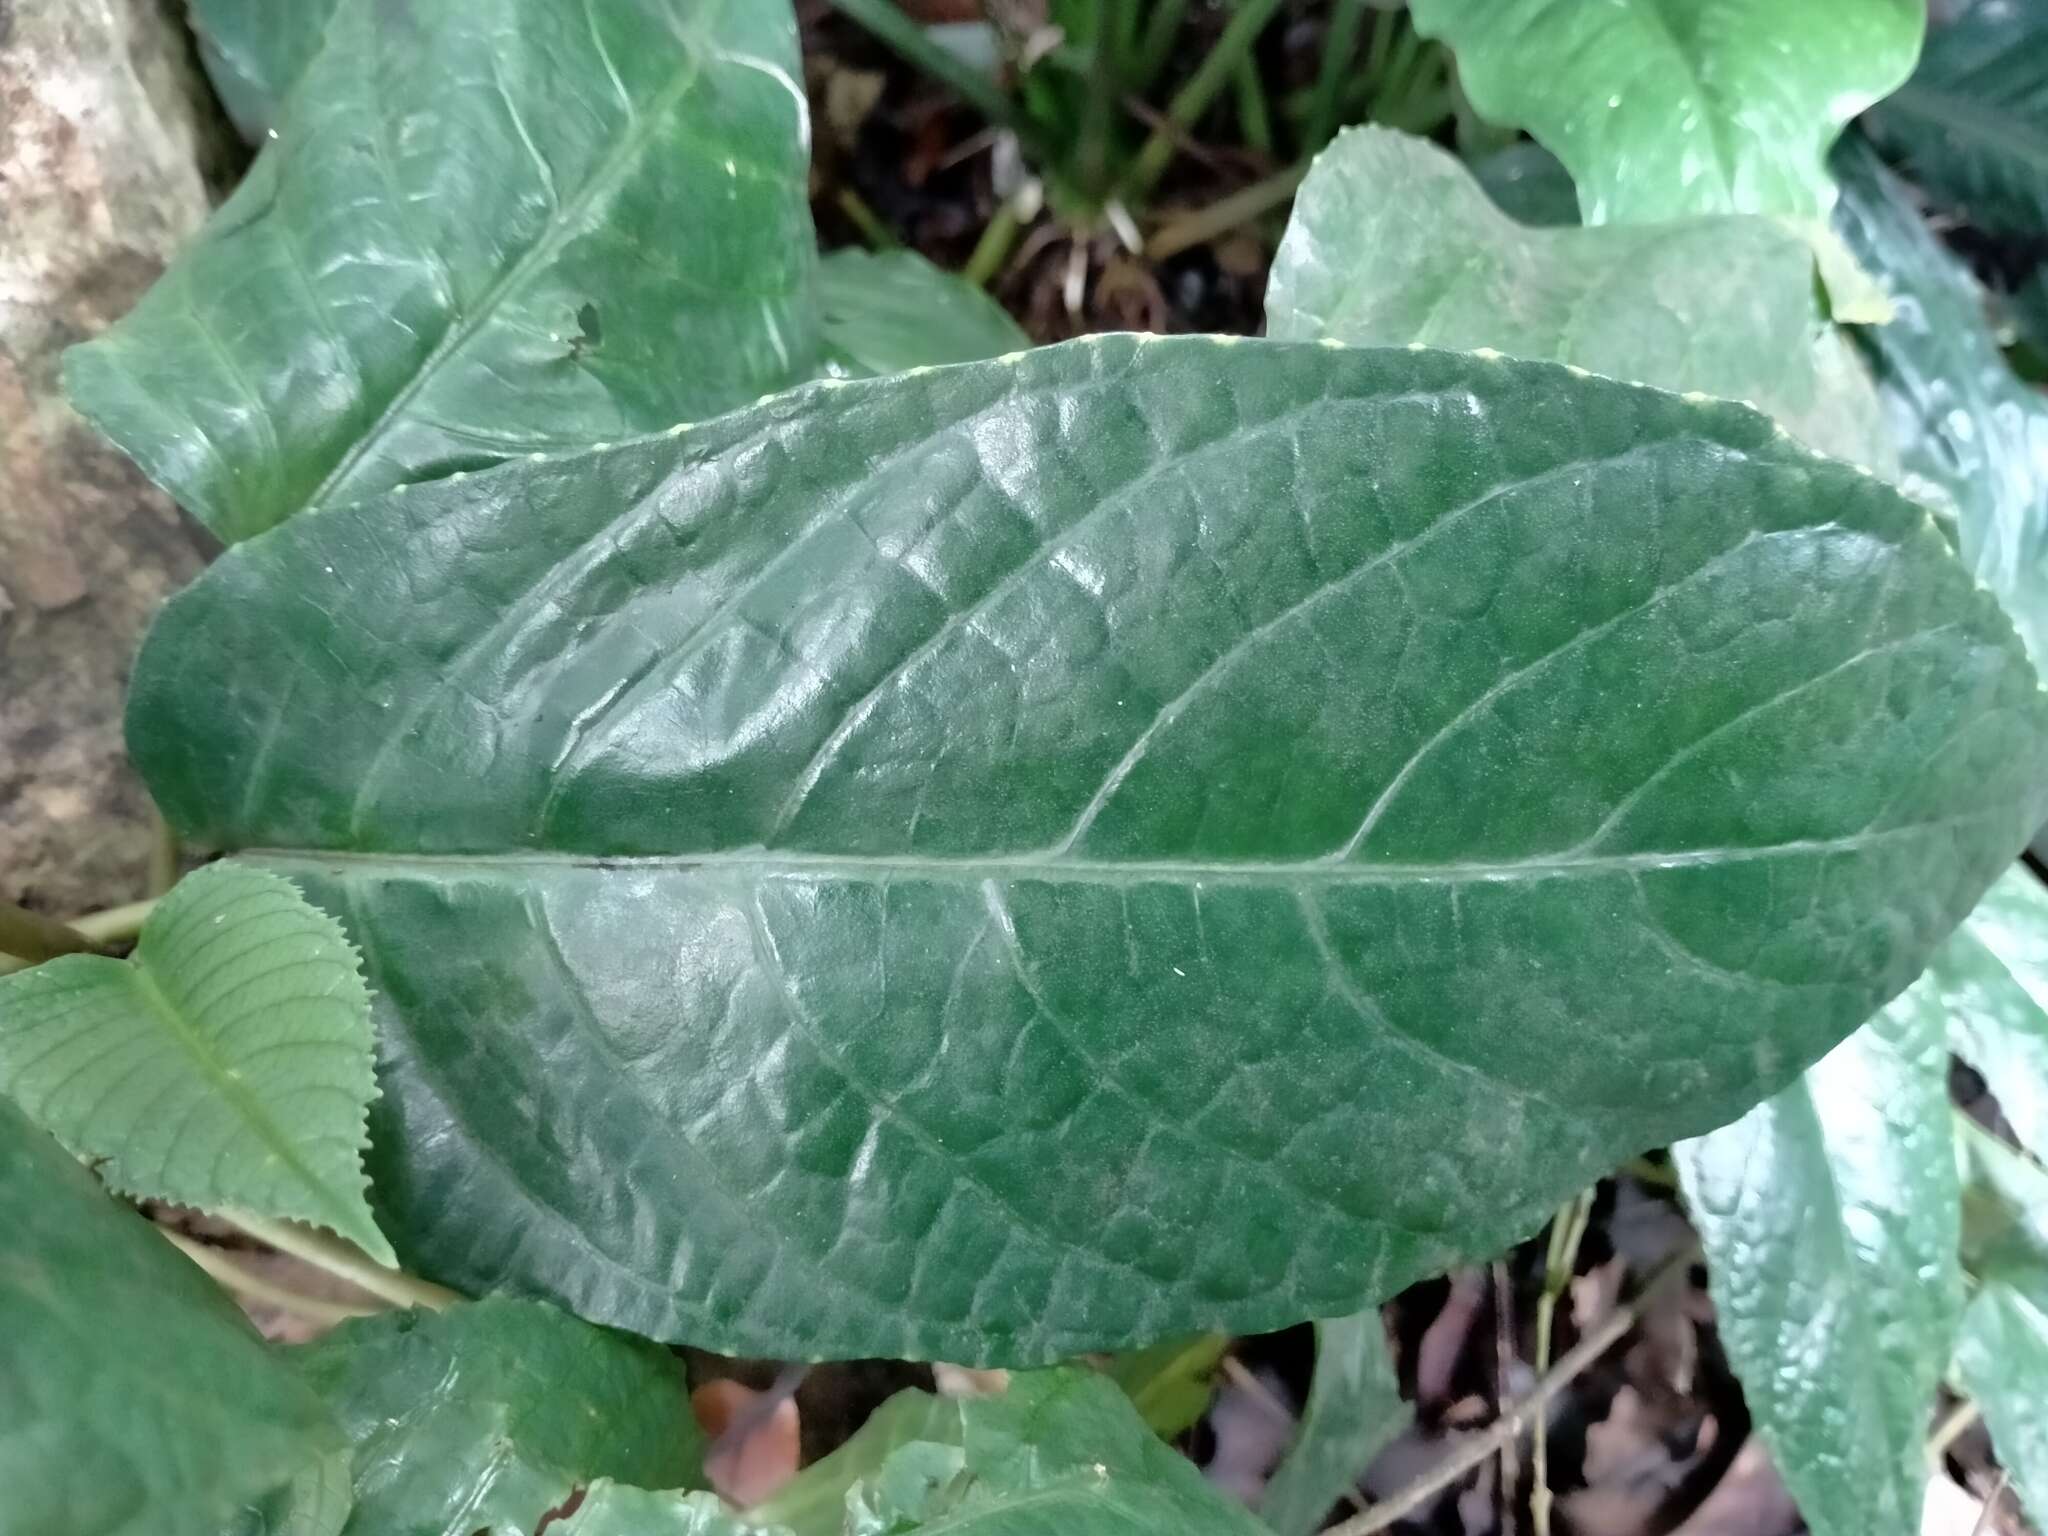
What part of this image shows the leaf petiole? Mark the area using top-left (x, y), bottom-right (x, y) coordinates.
top-left (227, 1210), bottom-right (461, 1313)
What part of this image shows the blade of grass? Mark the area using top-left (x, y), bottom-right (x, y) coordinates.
top-left (832, 0), bottom-right (1033, 146)
top-left (1131, 0), bottom-right (1190, 95)
top-left (1125, 0), bottom-right (1287, 196)
top-left (1303, 0), bottom-right (1371, 151)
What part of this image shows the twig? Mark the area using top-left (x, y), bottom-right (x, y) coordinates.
top-left (0, 901), bottom-right (101, 964)
top-left (160, 1228), bottom-right (383, 1328)
top-left (1493, 1258), bottom-right (1520, 1536)
top-left (227, 1211), bottom-right (460, 1312)
top-left (1327, 1241), bottom-right (1701, 1536)
top-left (1533, 1191), bottom-right (1595, 1536)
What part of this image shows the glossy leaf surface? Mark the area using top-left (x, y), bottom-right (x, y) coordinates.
top-left (1261, 1311), bottom-right (1407, 1536)
top-left (285, 1296), bottom-right (702, 1536)
top-left (1267, 126), bottom-right (1893, 470)
top-left (1915, 868), bottom-right (2048, 1155)
top-left (0, 863), bottom-right (392, 1262)
top-left (1833, 135), bottom-right (2048, 674)
top-left (66, 0), bottom-right (815, 543)
top-left (188, 0), bottom-right (336, 139)
top-left (1864, 0), bottom-right (2048, 238)
top-left (820, 250), bottom-right (1030, 378)
top-left (127, 336), bottom-right (2048, 1363)
top-left (0, 1097), bottom-right (343, 1536)
top-left (1675, 992), bottom-right (1961, 1536)
top-left (1406, 0), bottom-right (1922, 226)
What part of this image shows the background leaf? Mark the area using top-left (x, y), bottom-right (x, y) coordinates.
top-left (0, 1096), bottom-right (344, 1536)
top-left (1675, 992), bottom-right (1960, 1536)
top-left (1267, 125), bottom-right (1894, 470)
top-left (1832, 134), bottom-right (2048, 674)
top-left (1863, 0), bottom-right (2048, 239)
top-left (1098, 1334), bottom-right (1230, 1440)
top-left (1260, 1311), bottom-right (1407, 1536)
top-left (65, 0), bottom-right (816, 543)
top-left (556, 1484), bottom-right (765, 1536)
top-left (0, 862), bottom-right (392, 1263)
top-left (1953, 1123), bottom-right (2048, 1529)
top-left (1918, 868), bottom-right (2048, 1155)
top-left (187, 0), bottom-right (337, 140)
top-left (283, 1296), bottom-right (702, 1536)
top-left (750, 1391), bottom-right (965, 1536)
top-left (819, 250), bottom-right (1030, 378)
top-left (125, 336), bottom-right (2048, 1363)
top-left (1407, 0), bottom-right (1923, 225)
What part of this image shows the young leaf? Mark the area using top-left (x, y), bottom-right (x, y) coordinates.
top-left (1266, 125), bottom-right (1894, 471)
top-left (1674, 995), bottom-right (1961, 1536)
top-left (1099, 1334), bottom-right (1230, 1440)
top-left (1915, 868), bottom-right (2048, 1156)
top-left (0, 862), bottom-right (394, 1264)
top-left (1832, 135), bottom-right (2048, 675)
top-left (125, 336), bottom-right (2048, 1363)
top-left (0, 1096), bottom-right (345, 1536)
top-left (187, 0), bottom-right (337, 140)
top-left (1406, 0), bottom-right (1923, 226)
top-left (820, 249), bottom-right (1031, 378)
top-left (1863, 0), bottom-right (2048, 239)
top-left (1953, 1124), bottom-right (2048, 1529)
top-left (1261, 1312), bottom-right (1408, 1536)
top-left (282, 1296), bottom-right (703, 1536)
top-left (554, 1484), bottom-right (767, 1536)
top-left (750, 1391), bottom-right (965, 1536)
top-left (65, 0), bottom-right (816, 543)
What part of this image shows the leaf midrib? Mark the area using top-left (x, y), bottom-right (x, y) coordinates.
top-left (248, 812), bottom-right (1995, 886)
top-left (126, 961), bottom-right (359, 1237)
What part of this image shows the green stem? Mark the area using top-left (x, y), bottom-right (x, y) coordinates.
top-left (161, 1228), bottom-right (384, 1327)
top-left (836, 189), bottom-right (899, 251)
top-left (1927, 1398), bottom-right (1982, 1464)
top-left (228, 1211), bottom-right (461, 1312)
top-left (1233, 52), bottom-right (1273, 156)
top-left (831, 0), bottom-right (1029, 142)
top-left (1123, 0), bottom-right (1286, 196)
top-left (963, 186), bottom-right (1033, 288)
top-left (1303, 0), bottom-right (1371, 151)
top-left (72, 899), bottom-right (156, 947)
top-left (1131, 0), bottom-right (1189, 95)
top-left (0, 902), bottom-right (100, 964)
top-left (1143, 160), bottom-right (1305, 261)
top-left (148, 811), bottom-right (180, 897)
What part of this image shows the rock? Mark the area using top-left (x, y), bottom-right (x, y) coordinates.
top-left (0, 0), bottom-right (228, 912)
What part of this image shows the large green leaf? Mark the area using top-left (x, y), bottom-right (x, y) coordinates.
top-left (1832, 135), bottom-right (2048, 674)
top-left (0, 1096), bottom-right (344, 1536)
top-left (1260, 1311), bottom-right (1407, 1536)
top-left (1675, 989), bottom-right (1961, 1536)
top-left (1406, 0), bottom-right (1923, 226)
top-left (284, 1296), bottom-right (702, 1536)
top-left (1916, 868), bottom-right (2048, 1155)
top-left (65, 0), bottom-right (815, 544)
top-left (125, 335), bottom-right (2048, 1363)
top-left (188, 0), bottom-right (338, 141)
top-left (1953, 1123), bottom-right (2048, 1530)
top-left (820, 250), bottom-right (1031, 379)
top-left (1864, 0), bottom-right (2048, 239)
top-left (0, 863), bottom-right (393, 1263)
top-left (1266, 125), bottom-right (1894, 471)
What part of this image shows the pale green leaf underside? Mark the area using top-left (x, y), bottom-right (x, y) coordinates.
top-left (283, 1296), bottom-right (703, 1536)
top-left (1409, 0), bottom-right (1923, 226)
top-left (0, 1098), bottom-right (344, 1536)
top-left (0, 862), bottom-right (393, 1264)
top-left (1261, 1311), bottom-right (1407, 1536)
top-left (1676, 990), bottom-right (1961, 1536)
top-left (1833, 135), bottom-right (2048, 681)
top-left (65, 0), bottom-right (815, 542)
top-left (819, 249), bottom-right (1030, 379)
top-left (125, 336), bottom-right (2048, 1362)
top-left (1266, 126), bottom-right (1894, 472)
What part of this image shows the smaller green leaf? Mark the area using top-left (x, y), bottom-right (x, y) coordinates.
top-left (1916, 869), bottom-right (2048, 1157)
top-left (1261, 1311), bottom-right (1408, 1536)
top-left (555, 1483), bottom-right (768, 1536)
top-left (1675, 993), bottom-right (1961, 1536)
top-left (0, 1096), bottom-right (345, 1536)
top-left (1955, 1285), bottom-right (2048, 1531)
top-left (1956, 1117), bottom-right (2048, 1298)
top-left (749, 1392), bottom-right (965, 1536)
top-left (285, 1296), bottom-right (703, 1536)
top-left (1267, 125), bottom-right (1893, 471)
top-left (0, 862), bottom-right (392, 1263)
top-left (1099, 1334), bottom-right (1229, 1439)
top-left (819, 249), bottom-right (1030, 378)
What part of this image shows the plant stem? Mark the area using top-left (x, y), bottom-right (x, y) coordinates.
top-left (0, 901), bottom-right (101, 964)
top-left (1328, 1242), bottom-right (1700, 1536)
top-left (71, 899), bottom-right (156, 946)
top-left (831, 0), bottom-right (1028, 142)
top-left (161, 1228), bottom-right (383, 1327)
top-left (1533, 1190), bottom-right (1595, 1536)
top-left (836, 189), bottom-right (898, 251)
top-left (1303, 0), bottom-right (1371, 152)
top-left (148, 810), bottom-right (180, 897)
top-left (1143, 161), bottom-right (1305, 261)
top-left (1928, 1398), bottom-right (1982, 1463)
top-left (227, 1211), bottom-right (460, 1312)
top-left (963, 179), bottom-right (1039, 288)
top-left (1124, 0), bottom-right (1286, 197)
top-left (1234, 53), bottom-right (1273, 156)
top-left (1130, 0), bottom-right (1189, 95)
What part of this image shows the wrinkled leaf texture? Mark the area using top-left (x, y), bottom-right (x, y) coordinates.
top-left (66, 0), bottom-right (815, 543)
top-left (1266, 126), bottom-right (1893, 472)
top-left (127, 336), bottom-right (2048, 1363)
